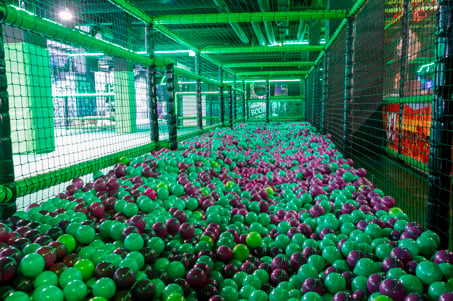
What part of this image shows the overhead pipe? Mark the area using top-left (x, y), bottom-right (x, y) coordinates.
top-left (202, 45), bottom-right (324, 54)
top-left (237, 71), bottom-right (308, 76)
top-left (212, 0), bottom-right (249, 44)
top-left (225, 61), bottom-right (313, 68)
top-left (152, 10), bottom-right (347, 24)
top-left (257, 0), bottom-right (276, 44)
top-left (297, 21), bottom-right (308, 41)
top-left (276, 0), bottom-right (291, 42)
top-left (251, 22), bottom-right (267, 46)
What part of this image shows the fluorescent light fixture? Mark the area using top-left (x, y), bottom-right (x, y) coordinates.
top-left (176, 92), bottom-right (220, 95)
top-left (320, 39), bottom-right (326, 45)
top-left (155, 50), bottom-right (193, 55)
top-left (244, 79), bottom-right (302, 83)
top-left (136, 50), bottom-right (196, 56)
top-left (268, 42), bottom-right (282, 47)
top-left (283, 40), bottom-right (309, 45)
top-left (67, 52), bottom-right (104, 57)
top-left (59, 9), bottom-right (74, 21)
top-left (270, 79), bottom-right (301, 82)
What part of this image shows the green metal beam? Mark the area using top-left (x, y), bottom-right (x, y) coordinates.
top-left (174, 67), bottom-right (224, 87)
top-left (348, 0), bottom-right (369, 18)
top-left (153, 10), bottom-right (347, 25)
top-left (225, 61), bottom-right (314, 68)
top-left (202, 45), bottom-right (324, 54)
top-left (0, 4), bottom-right (154, 67)
top-left (237, 71), bottom-right (309, 76)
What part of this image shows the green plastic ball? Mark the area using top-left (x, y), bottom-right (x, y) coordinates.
top-left (73, 259), bottom-right (95, 281)
top-left (399, 274), bottom-right (424, 294)
top-left (232, 244), bottom-right (250, 262)
top-left (59, 267), bottom-right (83, 288)
top-left (57, 234), bottom-right (77, 253)
top-left (92, 278), bottom-right (116, 300)
top-left (63, 279), bottom-right (88, 301)
top-left (124, 233), bottom-right (144, 251)
top-left (416, 261), bottom-right (443, 285)
top-left (324, 272), bottom-right (346, 293)
top-left (32, 286), bottom-right (64, 301)
top-left (34, 271), bottom-right (59, 287)
top-left (246, 232), bottom-right (262, 249)
top-left (19, 253), bottom-right (45, 278)
top-left (167, 261), bottom-right (186, 280)
top-left (5, 291), bottom-right (30, 301)
top-left (75, 225), bottom-right (96, 245)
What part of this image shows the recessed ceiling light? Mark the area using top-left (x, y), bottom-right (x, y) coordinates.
top-left (59, 9), bottom-right (74, 21)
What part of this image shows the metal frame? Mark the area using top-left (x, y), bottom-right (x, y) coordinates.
top-left (398, 0), bottom-right (410, 155)
top-left (321, 54), bottom-right (327, 133)
top-left (0, 23), bottom-right (15, 216)
top-left (343, 17), bottom-right (355, 158)
top-left (147, 25), bottom-right (159, 143)
top-left (228, 86), bottom-right (233, 128)
top-left (266, 79), bottom-right (270, 123)
top-left (195, 53), bottom-right (202, 130)
top-left (166, 63), bottom-right (178, 150)
top-left (427, 0), bottom-right (453, 249)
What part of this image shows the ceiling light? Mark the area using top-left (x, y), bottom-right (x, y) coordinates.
top-left (59, 9), bottom-right (74, 21)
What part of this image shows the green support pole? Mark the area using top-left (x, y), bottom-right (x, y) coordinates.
top-left (166, 63), bottom-right (177, 150)
top-left (321, 54), bottom-right (327, 133)
top-left (304, 79), bottom-right (309, 122)
top-left (228, 86), bottom-right (233, 128)
top-left (310, 66), bottom-right (318, 126)
top-left (233, 75), bottom-right (237, 122)
top-left (0, 23), bottom-right (16, 217)
top-left (242, 80), bottom-right (246, 122)
top-left (147, 25), bottom-right (159, 142)
top-left (219, 67), bottom-right (225, 125)
top-left (427, 0), bottom-right (453, 249)
top-left (196, 53), bottom-right (202, 130)
top-left (398, 0), bottom-right (410, 155)
top-left (266, 79), bottom-right (270, 123)
top-left (343, 17), bottom-right (355, 158)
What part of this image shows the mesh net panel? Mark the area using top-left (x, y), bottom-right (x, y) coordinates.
top-left (325, 29), bottom-right (346, 151)
top-left (2, 1), bottom-right (159, 209)
top-left (313, 63), bottom-right (323, 129)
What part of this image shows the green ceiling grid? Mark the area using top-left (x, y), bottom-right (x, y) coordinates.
top-left (107, 0), bottom-right (230, 74)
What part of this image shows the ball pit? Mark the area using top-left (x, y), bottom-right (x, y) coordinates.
top-left (0, 123), bottom-right (452, 300)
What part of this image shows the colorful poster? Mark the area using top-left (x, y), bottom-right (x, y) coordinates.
top-left (383, 103), bottom-right (431, 164)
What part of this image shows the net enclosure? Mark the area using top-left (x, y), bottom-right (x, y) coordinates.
top-left (0, 0), bottom-right (452, 288)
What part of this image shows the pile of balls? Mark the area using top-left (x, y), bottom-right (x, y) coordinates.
top-left (0, 123), bottom-right (452, 301)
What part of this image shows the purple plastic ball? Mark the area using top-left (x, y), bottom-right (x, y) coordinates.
top-left (379, 278), bottom-right (406, 301)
